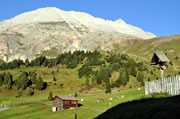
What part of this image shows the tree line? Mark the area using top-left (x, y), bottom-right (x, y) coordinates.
top-left (0, 50), bottom-right (103, 70)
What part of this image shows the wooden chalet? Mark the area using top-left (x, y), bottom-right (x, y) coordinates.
top-left (151, 51), bottom-right (169, 67)
top-left (51, 96), bottom-right (78, 112)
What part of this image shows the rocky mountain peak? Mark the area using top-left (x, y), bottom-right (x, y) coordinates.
top-left (0, 7), bottom-right (156, 62)
top-left (115, 19), bottom-right (126, 24)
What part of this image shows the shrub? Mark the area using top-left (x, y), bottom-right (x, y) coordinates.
top-left (75, 92), bottom-right (78, 97)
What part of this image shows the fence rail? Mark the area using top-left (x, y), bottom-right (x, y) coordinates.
top-left (145, 75), bottom-right (180, 95)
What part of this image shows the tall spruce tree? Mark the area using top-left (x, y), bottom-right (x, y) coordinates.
top-left (16, 72), bottom-right (29, 90)
top-left (48, 91), bottom-right (53, 100)
top-left (118, 68), bottom-right (129, 86)
top-left (53, 76), bottom-right (56, 82)
top-left (35, 76), bottom-right (44, 90)
top-left (85, 78), bottom-right (90, 87)
top-left (29, 71), bottom-right (37, 84)
top-left (105, 78), bottom-right (111, 93)
top-left (25, 59), bottom-right (29, 67)
top-left (7, 78), bottom-right (13, 90)
top-left (130, 64), bottom-right (137, 77)
top-left (4, 72), bottom-right (12, 85)
top-left (137, 71), bottom-right (144, 86)
top-left (0, 74), bottom-right (4, 86)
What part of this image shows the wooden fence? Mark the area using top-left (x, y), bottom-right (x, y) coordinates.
top-left (145, 75), bottom-right (180, 95)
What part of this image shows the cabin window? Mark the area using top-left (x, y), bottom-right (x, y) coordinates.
top-left (71, 101), bottom-right (77, 104)
top-left (64, 101), bottom-right (70, 105)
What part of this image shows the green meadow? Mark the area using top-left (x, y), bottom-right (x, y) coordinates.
top-left (0, 88), bottom-right (145, 119)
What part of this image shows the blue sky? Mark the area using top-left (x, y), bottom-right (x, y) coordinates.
top-left (0, 0), bottom-right (179, 37)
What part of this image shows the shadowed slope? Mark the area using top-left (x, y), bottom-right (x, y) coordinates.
top-left (96, 95), bottom-right (180, 119)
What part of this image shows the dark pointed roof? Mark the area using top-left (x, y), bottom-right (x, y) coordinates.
top-left (151, 51), bottom-right (169, 65)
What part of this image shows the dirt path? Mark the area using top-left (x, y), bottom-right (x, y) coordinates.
top-left (0, 107), bottom-right (8, 112)
top-left (19, 105), bottom-right (50, 114)
top-left (81, 107), bottom-right (105, 112)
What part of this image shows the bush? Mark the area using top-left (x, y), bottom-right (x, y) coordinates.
top-left (169, 61), bottom-right (173, 66)
top-left (75, 92), bottom-right (78, 97)
top-left (16, 91), bottom-right (22, 98)
top-left (175, 56), bottom-right (179, 60)
top-left (27, 88), bottom-right (34, 96)
top-left (53, 76), bottom-right (56, 81)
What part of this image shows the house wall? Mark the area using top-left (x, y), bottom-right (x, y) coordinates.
top-left (63, 100), bottom-right (78, 109)
top-left (52, 97), bottom-right (63, 111)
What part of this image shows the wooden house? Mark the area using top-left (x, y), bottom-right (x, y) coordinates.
top-left (51, 96), bottom-right (78, 112)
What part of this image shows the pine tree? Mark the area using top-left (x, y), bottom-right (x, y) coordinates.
top-left (35, 76), bottom-right (44, 90)
top-left (120, 71), bottom-right (128, 86)
top-left (3, 73), bottom-right (10, 85)
top-left (29, 71), bottom-right (37, 84)
top-left (7, 78), bottom-right (13, 90)
top-left (78, 64), bottom-right (92, 78)
top-left (0, 74), bottom-right (4, 86)
top-left (105, 78), bottom-right (111, 93)
top-left (130, 65), bottom-right (137, 77)
top-left (118, 68), bottom-right (129, 86)
top-left (25, 59), bottom-right (29, 67)
top-left (75, 92), bottom-right (78, 97)
top-left (16, 72), bottom-right (29, 90)
top-left (53, 76), bottom-right (56, 82)
top-left (85, 78), bottom-right (89, 87)
top-left (137, 71), bottom-right (144, 86)
top-left (48, 91), bottom-right (53, 100)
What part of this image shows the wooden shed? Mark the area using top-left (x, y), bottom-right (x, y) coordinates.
top-left (151, 51), bottom-right (169, 66)
top-left (150, 51), bottom-right (170, 79)
top-left (51, 96), bottom-right (78, 112)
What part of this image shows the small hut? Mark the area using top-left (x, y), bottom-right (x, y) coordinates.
top-left (151, 51), bottom-right (169, 79)
top-left (151, 51), bottom-right (170, 65)
top-left (51, 96), bottom-right (78, 112)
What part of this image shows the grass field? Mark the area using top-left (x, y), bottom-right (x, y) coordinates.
top-left (0, 88), bottom-right (145, 119)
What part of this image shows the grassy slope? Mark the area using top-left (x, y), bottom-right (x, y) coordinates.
top-left (127, 35), bottom-right (180, 73)
top-left (0, 64), bottom-right (87, 104)
top-left (0, 89), bottom-right (145, 119)
top-left (127, 35), bottom-right (180, 56)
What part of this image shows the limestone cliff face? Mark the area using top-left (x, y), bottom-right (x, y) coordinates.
top-left (0, 41), bottom-right (9, 62)
top-left (0, 7), bottom-right (156, 62)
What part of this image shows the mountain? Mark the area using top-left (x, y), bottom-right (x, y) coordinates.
top-left (0, 7), bottom-right (156, 62)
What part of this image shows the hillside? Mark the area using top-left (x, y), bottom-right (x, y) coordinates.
top-left (127, 34), bottom-right (180, 57)
top-left (127, 34), bottom-right (180, 72)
